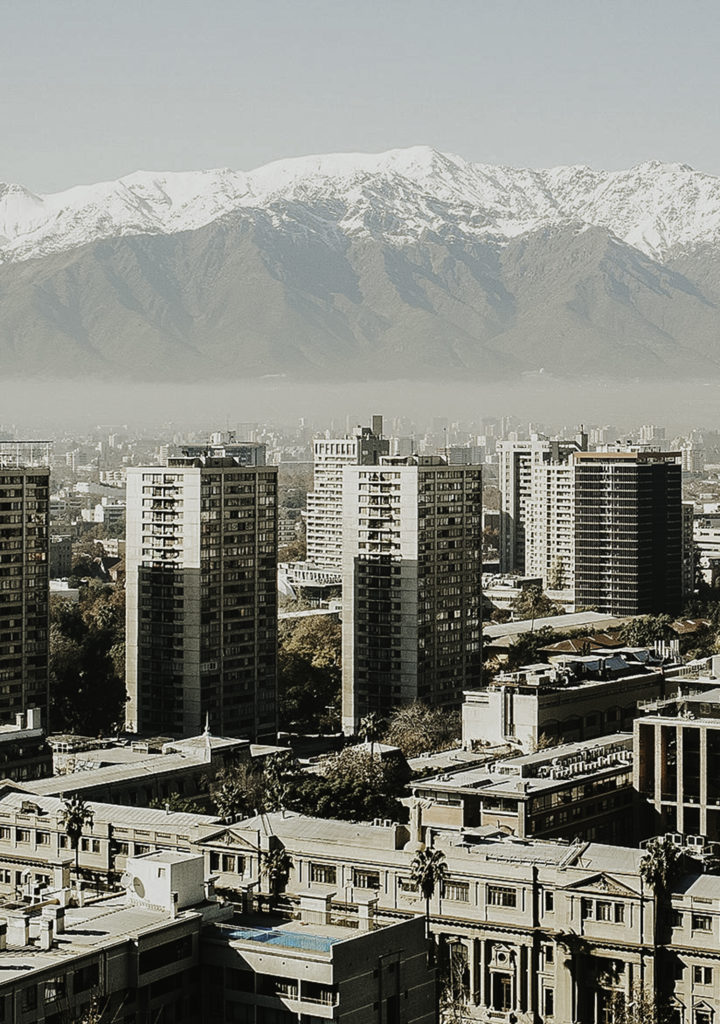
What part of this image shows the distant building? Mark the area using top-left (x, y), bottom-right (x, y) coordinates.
top-left (181, 430), bottom-right (267, 466)
top-left (341, 455), bottom-right (482, 732)
top-left (125, 457), bottom-right (278, 740)
top-left (305, 416), bottom-right (388, 572)
top-left (49, 534), bottom-right (72, 578)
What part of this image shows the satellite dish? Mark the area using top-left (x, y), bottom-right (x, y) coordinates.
top-left (120, 872), bottom-right (133, 889)
top-left (133, 877), bottom-right (146, 899)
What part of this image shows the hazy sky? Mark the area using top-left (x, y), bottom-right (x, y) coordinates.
top-left (5, 0), bottom-right (720, 193)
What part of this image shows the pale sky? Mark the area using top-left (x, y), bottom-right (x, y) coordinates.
top-left (5, 0), bottom-right (720, 193)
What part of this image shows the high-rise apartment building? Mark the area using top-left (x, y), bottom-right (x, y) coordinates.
top-left (305, 416), bottom-right (388, 571)
top-left (573, 450), bottom-right (682, 616)
top-left (0, 444), bottom-right (50, 725)
top-left (341, 456), bottom-right (482, 733)
top-left (499, 436), bottom-right (585, 574)
top-left (126, 456), bottom-right (277, 740)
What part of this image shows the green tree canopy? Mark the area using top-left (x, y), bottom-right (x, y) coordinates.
top-left (50, 584), bottom-right (127, 735)
top-left (383, 703), bottom-right (460, 759)
top-left (278, 615), bottom-right (341, 732)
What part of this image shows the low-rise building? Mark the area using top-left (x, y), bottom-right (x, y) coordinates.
top-left (203, 901), bottom-right (435, 1024)
top-left (0, 787), bottom-right (220, 893)
top-left (411, 733), bottom-right (634, 843)
top-left (463, 652), bottom-right (673, 752)
top-left (198, 810), bottom-right (720, 1024)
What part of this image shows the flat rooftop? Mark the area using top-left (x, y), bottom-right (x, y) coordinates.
top-left (0, 894), bottom-right (189, 982)
top-left (483, 611), bottom-right (633, 641)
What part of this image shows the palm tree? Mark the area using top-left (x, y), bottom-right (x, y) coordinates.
top-left (359, 712), bottom-right (381, 759)
top-left (260, 844), bottom-right (293, 902)
top-left (60, 794), bottom-right (95, 872)
top-left (639, 836), bottom-right (686, 1009)
top-left (410, 846), bottom-right (447, 938)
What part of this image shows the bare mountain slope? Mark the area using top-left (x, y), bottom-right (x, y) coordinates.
top-left (2, 148), bottom-right (720, 380)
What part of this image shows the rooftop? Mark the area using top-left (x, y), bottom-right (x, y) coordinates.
top-left (483, 611), bottom-right (633, 641)
top-left (414, 734), bottom-right (633, 798)
top-left (0, 787), bottom-right (219, 830)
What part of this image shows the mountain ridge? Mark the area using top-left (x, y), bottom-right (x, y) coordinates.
top-left (5, 147), bottom-right (720, 264)
top-left (2, 147), bottom-right (720, 382)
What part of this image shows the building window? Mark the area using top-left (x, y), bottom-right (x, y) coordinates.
top-left (443, 880), bottom-right (470, 903)
top-left (692, 914), bottom-right (713, 932)
top-left (21, 988), bottom-right (36, 1012)
top-left (544, 988), bottom-right (555, 1017)
top-left (35, 831), bottom-right (50, 845)
top-left (544, 944), bottom-right (554, 966)
top-left (15, 829), bottom-right (30, 843)
top-left (694, 966), bottom-right (713, 985)
top-left (488, 885), bottom-right (517, 908)
top-left (44, 977), bottom-right (66, 1002)
top-left (597, 901), bottom-right (613, 922)
top-left (545, 891), bottom-right (554, 912)
top-left (614, 904), bottom-right (625, 924)
top-left (80, 838), bottom-right (101, 854)
top-left (672, 910), bottom-right (684, 928)
top-left (581, 898), bottom-right (594, 920)
top-left (75, 963), bottom-right (99, 993)
top-left (398, 877), bottom-right (418, 893)
top-left (310, 863), bottom-right (337, 885)
top-left (0, 827), bottom-right (10, 840)
top-left (353, 868), bottom-right (380, 890)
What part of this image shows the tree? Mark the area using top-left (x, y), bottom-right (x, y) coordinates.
top-left (359, 712), bottom-right (381, 759)
top-left (621, 614), bottom-right (674, 648)
top-left (639, 836), bottom-right (685, 944)
top-left (437, 936), bottom-right (469, 1023)
top-left (210, 760), bottom-right (266, 821)
top-left (278, 537), bottom-right (307, 562)
top-left (50, 584), bottom-right (127, 735)
top-left (639, 836), bottom-right (687, 1010)
top-left (410, 847), bottom-right (447, 938)
top-left (149, 792), bottom-right (206, 814)
top-left (383, 703), bottom-right (460, 758)
top-left (61, 794), bottom-right (95, 871)
top-left (305, 748), bottom-right (409, 824)
top-left (505, 625), bottom-right (555, 671)
top-left (277, 615), bottom-right (341, 732)
top-left (511, 584), bottom-right (560, 624)
top-left (260, 843), bottom-right (293, 900)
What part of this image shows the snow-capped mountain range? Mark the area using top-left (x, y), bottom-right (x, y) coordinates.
top-left (3, 146), bottom-right (720, 264)
top-left (3, 146), bottom-right (720, 381)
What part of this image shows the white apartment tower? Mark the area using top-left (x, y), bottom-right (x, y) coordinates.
top-left (341, 456), bottom-right (482, 734)
top-left (305, 416), bottom-right (388, 571)
top-left (499, 434), bottom-right (586, 574)
top-left (126, 456), bottom-right (277, 740)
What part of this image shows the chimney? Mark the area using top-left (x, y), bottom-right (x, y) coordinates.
top-left (43, 905), bottom-right (64, 935)
top-left (170, 892), bottom-right (179, 920)
top-left (6, 911), bottom-right (30, 947)
top-left (26, 707), bottom-right (42, 730)
top-left (299, 892), bottom-right (334, 926)
top-left (357, 896), bottom-right (378, 932)
top-left (39, 919), bottom-right (53, 951)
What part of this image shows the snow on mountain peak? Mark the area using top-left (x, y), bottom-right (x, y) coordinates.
top-left (3, 148), bottom-right (720, 263)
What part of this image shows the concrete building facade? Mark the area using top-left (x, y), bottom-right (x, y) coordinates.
top-left (305, 417), bottom-right (388, 572)
top-left (0, 450), bottom-right (50, 726)
top-left (341, 456), bottom-right (482, 733)
top-left (125, 457), bottom-right (278, 740)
